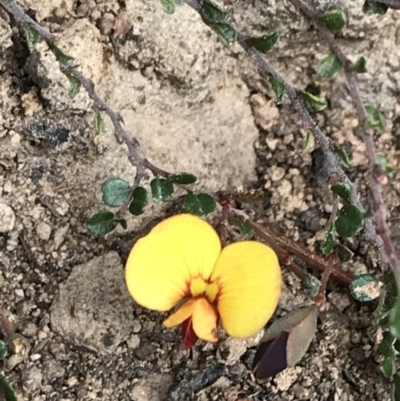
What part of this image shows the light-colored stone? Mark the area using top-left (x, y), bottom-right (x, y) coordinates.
top-left (0, 201), bottom-right (15, 233)
top-left (131, 373), bottom-right (173, 401)
top-left (36, 221), bottom-right (52, 241)
top-left (50, 252), bottom-right (136, 355)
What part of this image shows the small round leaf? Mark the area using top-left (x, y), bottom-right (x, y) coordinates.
top-left (233, 218), bottom-right (253, 235)
top-left (265, 76), bottom-right (286, 104)
top-left (365, 105), bottom-right (385, 132)
top-left (0, 376), bottom-right (17, 401)
top-left (335, 244), bottom-right (353, 262)
top-left (211, 22), bottom-right (237, 45)
top-left (87, 210), bottom-right (116, 237)
top-left (390, 296), bottom-right (400, 339)
top-left (101, 178), bottom-right (132, 207)
top-left (299, 90), bottom-right (327, 112)
top-left (331, 182), bottom-right (351, 200)
top-left (352, 55), bottom-right (367, 73)
top-left (248, 32), bottom-right (279, 54)
top-left (319, 9), bottom-right (347, 32)
top-left (350, 274), bottom-right (381, 302)
top-left (151, 178), bottom-right (174, 203)
top-left (129, 187), bottom-right (148, 216)
top-left (168, 173), bottom-right (197, 185)
top-left (0, 341), bottom-right (8, 359)
top-left (321, 223), bottom-right (334, 255)
top-left (334, 204), bottom-right (364, 237)
top-left (185, 193), bottom-right (217, 217)
top-left (318, 55), bottom-right (342, 80)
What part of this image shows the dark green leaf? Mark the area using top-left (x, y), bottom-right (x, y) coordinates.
top-left (49, 42), bottom-right (74, 65)
top-left (185, 193), bottom-right (217, 216)
top-left (299, 90), bottom-right (327, 112)
top-left (234, 218), bottom-right (253, 235)
top-left (333, 144), bottom-right (352, 167)
top-left (390, 296), bottom-right (400, 339)
top-left (169, 173), bottom-right (197, 185)
top-left (202, 0), bottom-right (229, 22)
top-left (318, 55), bottom-right (342, 80)
top-left (362, 0), bottom-right (388, 15)
top-left (64, 73), bottom-right (81, 98)
top-left (151, 178), bottom-right (174, 203)
top-left (331, 182), bottom-right (351, 200)
top-left (302, 131), bottom-right (313, 153)
top-left (211, 22), bottom-right (237, 45)
top-left (335, 204), bottom-right (364, 237)
top-left (319, 9), bottom-right (347, 32)
top-left (248, 32), bottom-right (279, 54)
top-left (350, 274), bottom-right (381, 302)
top-left (379, 331), bottom-right (396, 357)
top-left (380, 355), bottom-right (394, 378)
top-left (365, 105), bottom-right (385, 132)
top-left (0, 341), bottom-right (7, 359)
top-left (0, 376), bottom-right (17, 401)
top-left (352, 55), bottom-right (367, 73)
top-left (161, 0), bottom-right (176, 13)
top-left (21, 24), bottom-right (40, 52)
top-left (95, 112), bottom-right (105, 135)
top-left (384, 269), bottom-right (398, 300)
top-left (335, 244), bottom-right (353, 262)
top-left (101, 178), bottom-right (132, 207)
top-left (266, 76), bottom-right (285, 104)
top-left (377, 155), bottom-right (394, 178)
top-left (87, 210), bottom-right (117, 236)
top-left (321, 223), bottom-right (334, 255)
top-left (115, 218), bottom-right (127, 230)
top-left (300, 274), bottom-right (321, 300)
top-left (129, 187), bottom-right (148, 216)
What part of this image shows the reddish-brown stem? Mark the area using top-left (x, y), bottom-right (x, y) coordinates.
top-left (315, 253), bottom-right (336, 308)
top-left (281, 254), bottom-right (308, 281)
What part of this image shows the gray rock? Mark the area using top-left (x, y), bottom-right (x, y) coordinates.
top-left (131, 373), bottom-right (173, 401)
top-left (0, 201), bottom-right (15, 233)
top-left (50, 252), bottom-right (137, 355)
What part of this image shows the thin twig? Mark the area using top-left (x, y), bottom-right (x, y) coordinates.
top-left (182, 0), bottom-right (384, 271)
top-left (0, 0), bottom-right (170, 185)
top-left (315, 253), bottom-right (336, 308)
top-left (230, 208), bottom-right (353, 285)
top-left (287, 0), bottom-right (400, 290)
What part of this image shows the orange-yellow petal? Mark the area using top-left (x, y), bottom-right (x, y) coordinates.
top-left (211, 241), bottom-right (281, 338)
top-left (163, 299), bottom-right (196, 328)
top-left (192, 298), bottom-right (218, 342)
top-left (125, 214), bottom-right (221, 311)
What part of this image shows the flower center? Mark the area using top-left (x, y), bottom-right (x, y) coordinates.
top-left (189, 276), bottom-right (219, 303)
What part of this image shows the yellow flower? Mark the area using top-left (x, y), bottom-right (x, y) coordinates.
top-left (125, 214), bottom-right (281, 347)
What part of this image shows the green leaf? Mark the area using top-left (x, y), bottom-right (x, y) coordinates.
top-left (394, 374), bottom-right (400, 401)
top-left (161, 0), bottom-right (176, 13)
top-left (211, 22), bottom-right (237, 45)
top-left (266, 76), bottom-right (285, 104)
top-left (115, 218), bottom-right (127, 230)
top-left (335, 244), bottom-right (353, 263)
top-left (129, 187), bottom-right (148, 216)
top-left (380, 355), bottom-right (394, 378)
top-left (377, 155), bottom-right (395, 178)
top-left (333, 144), bottom-right (352, 168)
top-left (365, 105), bottom-right (385, 132)
top-left (379, 331), bottom-right (396, 357)
top-left (390, 296), bottom-right (400, 339)
top-left (151, 178), bottom-right (174, 203)
top-left (64, 73), bottom-right (81, 98)
top-left (321, 223), bottom-right (334, 255)
top-left (0, 376), bottom-right (17, 401)
top-left (49, 42), bottom-right (74, 65)
top-left (335, 204), bottom-right (364, 237)
top-left (319, 9), bottom-right (347, 32)
top-left (248, 32), bottom-right (279, 54)
top-left (350, 274), bottom-right (381, 302)
top-left (362, 0), bottom-right (388, 15)
top-left (331, 182), bottom-right (351, 200)
top-left (302, 131), bottom-right (314, 153)
top-left (86, 210), bottom-right (117, 236)
top-left (101, 178), bottom-right (132, 207)
top-left (0, 341), bottom-right (7, 359)
top-left (168, 173), bottom-right (197, 185)
top-left (21, 24), bottom-right (40, 52)
top-left (95, 112), bottom-right (105, 135)
top-left (234, 218), bottom-right (253, 235)
top-left (202, 0), bottom-right (229, 22)
top-left (318, 55), bottom-right (342, 80)
top-left (301, 274), bottom-right (321, 300)
top-left (299, 90), bottom-right (327, 112)
top-left (185, 193), bottom-right (217, 217)
top-left (352, 55), bottom-right (367, 73)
